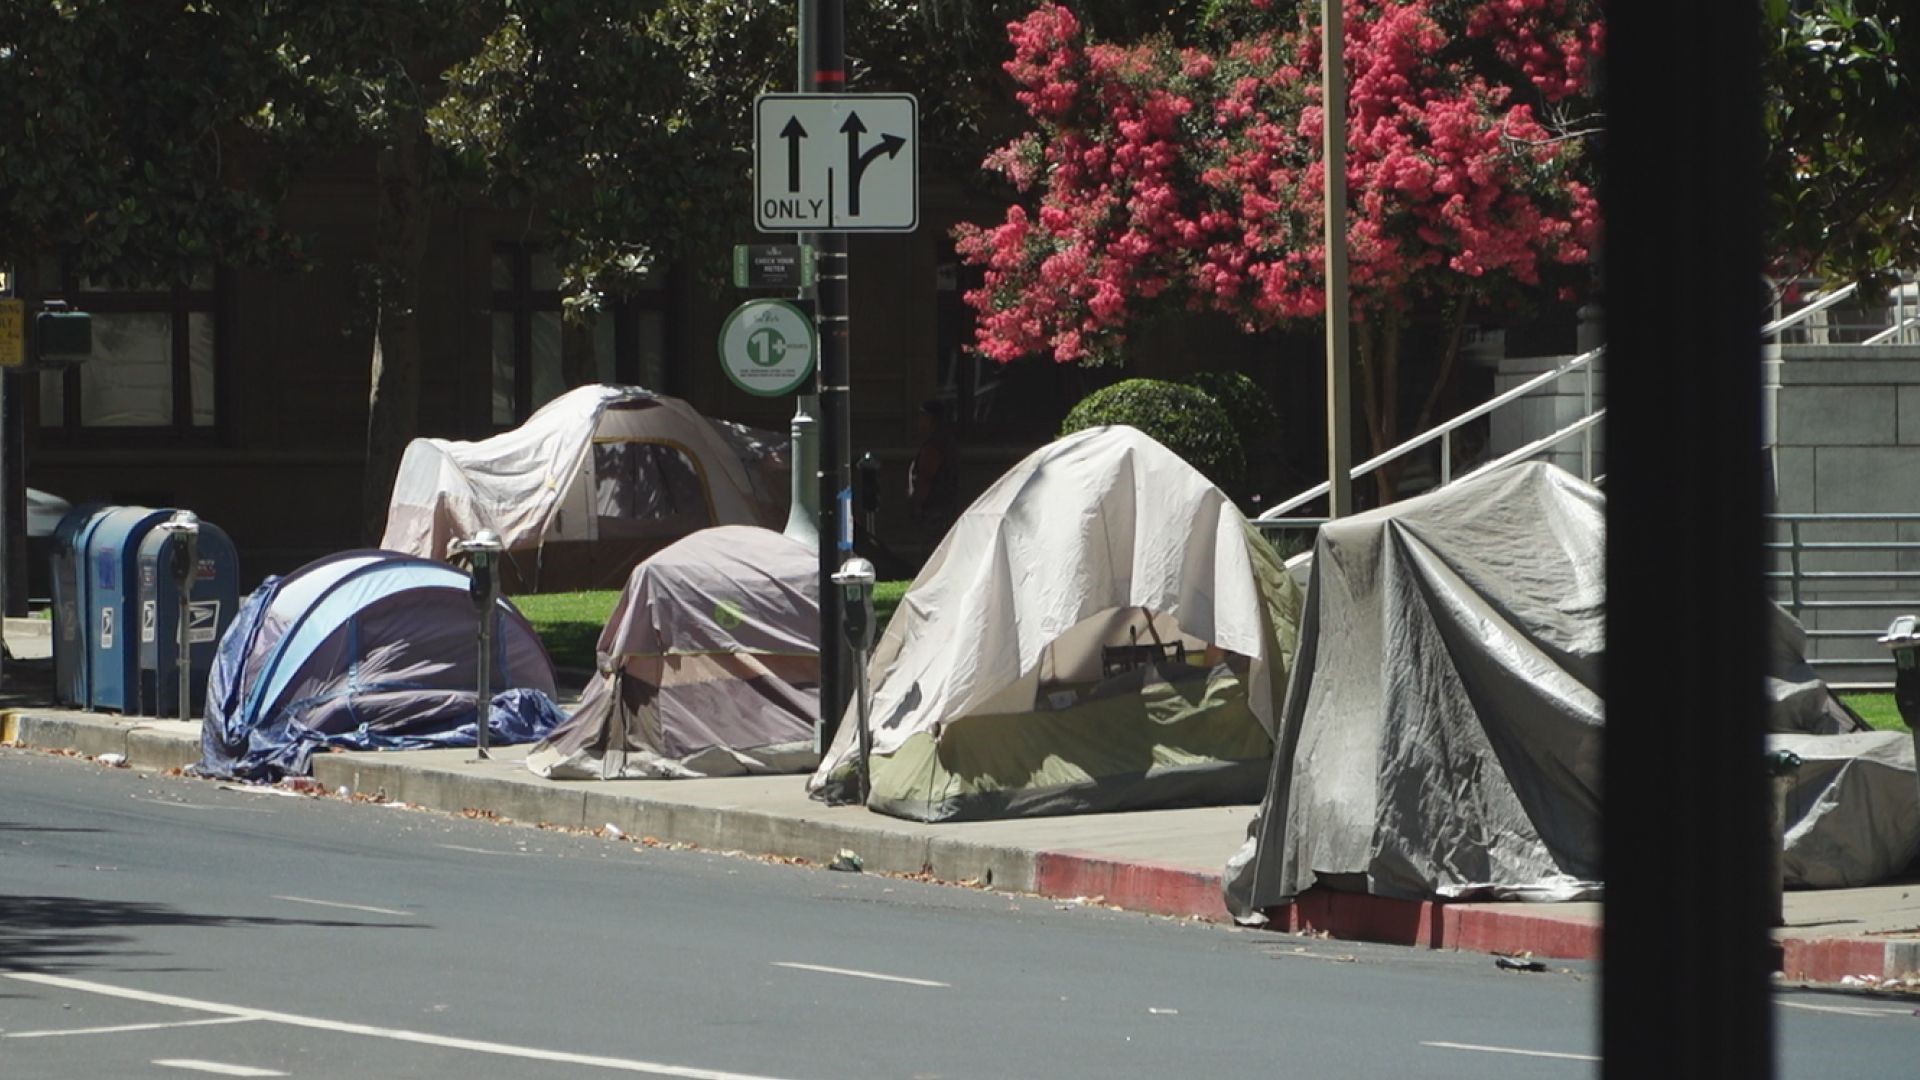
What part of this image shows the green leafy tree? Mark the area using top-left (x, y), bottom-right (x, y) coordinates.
top-left (0, 2), bottom-right (303, 291)
top-left (431, 0), bottom-right (790, 319)
top-left (1762, 0), bottom-right (1920, 289)
top-left (255, 1), bottom-right (506, 541)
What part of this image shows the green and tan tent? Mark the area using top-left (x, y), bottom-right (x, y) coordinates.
top-left (809, 426), bottom-right (1303, 821)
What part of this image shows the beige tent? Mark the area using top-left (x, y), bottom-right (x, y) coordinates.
top-left (810, 426), bottom-right (1303, 821)
top-left (527, 525), bottom-right (819, 780)
top-left (381, 386), bottom-right (786, 591)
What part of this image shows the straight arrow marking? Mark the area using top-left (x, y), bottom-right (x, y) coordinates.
top-left (841, 112), bottom-right (867, 216)
top-left (778, 116), bottom-right (806, 194)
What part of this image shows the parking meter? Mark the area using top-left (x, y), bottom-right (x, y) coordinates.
top-left (1878, 616), bottom-right (1920, 799)
top-left (155, 510), bottom-right (200, 721)
top-left (1879, 615), bottom-right (1920, 729)
top-left (450, 530), bottom-right (505, 759)
top-left (831, 557), bottom-right (877, 799)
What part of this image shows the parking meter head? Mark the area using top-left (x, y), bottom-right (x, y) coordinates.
top-left (1880, 615), bottom-right (1920, 670)
top-left (832, 557), bottom-right (878, 651)
top-left (159, 509), bottom-right (200, 534)
top-left (831, 557), bottom-right (876, 589)
top-left (452, 530), bottom-right (506, 610)
top-left (158, 510), bottom-right (202, 586)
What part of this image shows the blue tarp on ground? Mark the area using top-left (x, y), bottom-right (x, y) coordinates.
top-left (196, 550), bottom-right (562, 780)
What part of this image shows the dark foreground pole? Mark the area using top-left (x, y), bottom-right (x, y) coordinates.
top-left (810, 0), bottom-right (851, 750)
top-left (1602, 1), bottom-right (1773, 1076)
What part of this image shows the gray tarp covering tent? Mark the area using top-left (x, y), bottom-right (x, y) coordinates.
top-left (809, 426), bottom-right (1304, 822)
top-left (1224, 462), bottom-right (1874, 919)
top-left (1776, 731), bottom-right (1920, 888)
top-left (381, 385), bottom-right (787, 592)
top-left (197, 551), bottom-right (561, 780)
top-left (527, 526), bottom-right (820, 779)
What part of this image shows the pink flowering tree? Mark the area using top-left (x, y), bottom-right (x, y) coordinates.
top-left (955, 0), bottom-right (1602, 501)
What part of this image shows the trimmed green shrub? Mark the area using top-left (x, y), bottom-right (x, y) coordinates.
top-left (1060, 378), bottom-right (1245, 489)
top-left (1185, 370), bottom-right (1279, 459)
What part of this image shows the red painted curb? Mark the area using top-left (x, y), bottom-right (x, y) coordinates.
top-left (1031, 851), bottom-right (1230, 920)
top-left (1777, 937), bottom-right (1891, 984)
top-left (1017, 854), bottom-right (1911, 981)
top-left (1271, 888), bottom-right (1602, 960)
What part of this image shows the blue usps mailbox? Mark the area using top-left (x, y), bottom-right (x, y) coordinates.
top-left (81, 506), bottom-right (172, 713)
top-left (136, 516), bottom-right (239, 718)
top-left (50, 504), bottom-right (111, 707)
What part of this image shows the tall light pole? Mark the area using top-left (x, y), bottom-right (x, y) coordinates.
top-left (1322, 0), bottom-right (1353, 519)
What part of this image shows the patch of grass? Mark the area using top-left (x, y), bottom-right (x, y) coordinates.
top-left (512, 590), bottom-right (619, 672)
top-left (514, 583), bottom-right (917, 670)
top-left (1838, 692), bottom-right (1912, 733)
top-left (874, 580), bottom-right (911, 633)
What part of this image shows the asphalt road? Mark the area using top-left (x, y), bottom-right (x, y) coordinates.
top-left (2, 749), bottom-right (1913, 1080)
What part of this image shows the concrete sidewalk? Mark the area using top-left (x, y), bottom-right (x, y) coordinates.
top-left (4, 703), bottom-right (1917, 989)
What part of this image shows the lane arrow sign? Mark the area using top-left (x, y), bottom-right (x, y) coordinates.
top-left (780, 116), bottom-right (807, 194)
top-left (840, 113), bottom-right (907, 217)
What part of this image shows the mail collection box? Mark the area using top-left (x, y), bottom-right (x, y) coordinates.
top-left (50, 504), bottom-right (109, 707)
top-left (136, 521), bottom-right (240, 718)
top-left (50, 505), bottom-right (240, 717)
top-left (79, 507), bottom-right (173, 713)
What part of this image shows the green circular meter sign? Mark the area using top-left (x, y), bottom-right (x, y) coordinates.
top-left (718, 299), bottom-right (817, 397)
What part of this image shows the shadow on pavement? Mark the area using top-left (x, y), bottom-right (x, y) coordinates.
top-left (0, 894), bottom-right (425, 980)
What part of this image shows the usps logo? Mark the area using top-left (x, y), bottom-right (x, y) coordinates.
top-left (99, 607), bottom-right (115, 650)
top-left (185, 600), bottom-right (220, 645)
top-left (141, 601), bottom-right (156, 644)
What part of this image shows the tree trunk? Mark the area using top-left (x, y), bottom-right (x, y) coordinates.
top-left (361, 116), bottom-right (434, 544)
top-left (1356, 316), bottom-right (1403, 506)
top-left (1411, 295), bottom-right (1475, 482)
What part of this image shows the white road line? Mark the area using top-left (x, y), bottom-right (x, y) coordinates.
top-left (1780, 1000), bottom-right (1913, 1018)
top-left (5, 1016), bottom-right (257, 1039)
top-left (437, 843), bottom-right (526, 856)
top-left (1422, 1041), bottom-right (1598, 1062)
top-left (770, 962), bottom-right (950, 988)
top-left (273, 895), bottom-right (413, 917)
top-left (7, 973), bottom-right (806, 1080)
top-left (131, 798), bottom-right (275, 814)
top-left (153, 1060), bottom-right (288, 1077)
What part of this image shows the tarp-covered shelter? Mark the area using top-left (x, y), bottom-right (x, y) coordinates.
top-left (381, 385), bottom-right (787, 591)
top-left (1776, 731), bottom-right (1920, 888)
top-left (810, 426), bottom-right (1304, 822)
top-left (1225, 462), bottom-right (1873, 918)
top-left (197, 551), bottom-right (561, 780)
top-left (527, 526), bottom-right (820, 779)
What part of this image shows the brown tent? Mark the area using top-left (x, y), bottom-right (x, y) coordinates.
top-left (527, 526), bottom-right (819, 779)
top-left (381, 386), bottom-right (787, 592)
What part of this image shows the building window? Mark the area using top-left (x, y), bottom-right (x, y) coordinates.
top-left (489, 246), bottom-right (670, 426)
top-left (38, 268), bottom-right (223, 440)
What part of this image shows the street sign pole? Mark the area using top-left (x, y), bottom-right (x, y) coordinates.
top-left (817, 0), bottom-right (853, 753)
top-left (805, 0), bottom-right (852, 752)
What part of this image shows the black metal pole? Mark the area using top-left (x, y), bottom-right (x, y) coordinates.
top-left (1602, 0), bottom-right (1772, 1075)
top-left (809, 0), bottom-right (851, 750)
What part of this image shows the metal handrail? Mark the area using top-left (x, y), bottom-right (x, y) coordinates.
top-left (1257, 346), bottom-right (1604, 519)
top-left (1759, 282), bottom-right (1860, 338)
top-left (1863, 314), bottom-right (1920, 346)
top-left (1254, 274), bottom-right (1893, 523)
top-left (1770, 511), bottom-right (1920, 689)
top-left (1457, 410), bottom-right (1606, 484)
